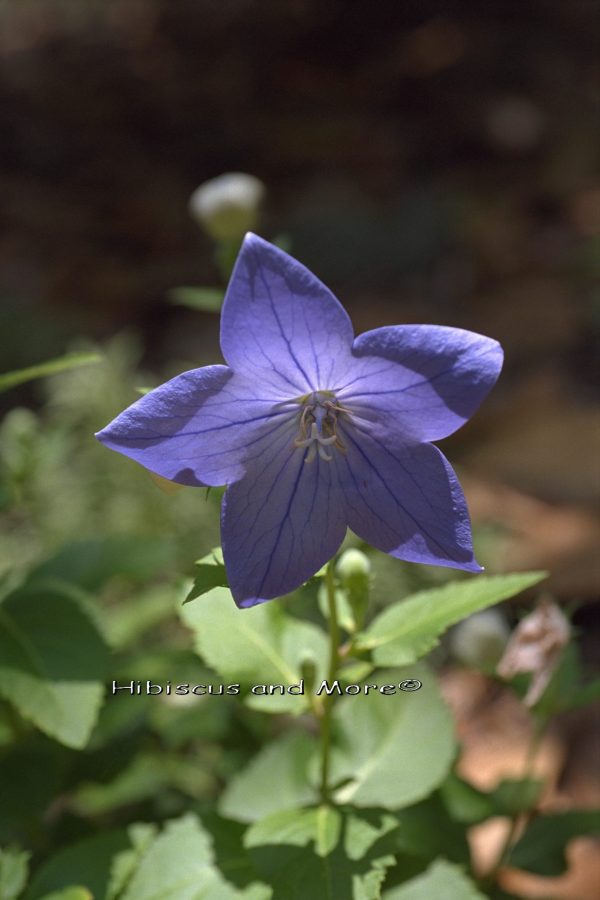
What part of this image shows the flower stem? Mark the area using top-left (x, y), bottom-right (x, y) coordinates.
top-left (319, 559), bottom-right (340, 804)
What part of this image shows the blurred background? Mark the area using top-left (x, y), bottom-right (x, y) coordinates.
top-left (2, 0), bottom-right (598, 589)
top-left (0, 1), bottom-right (598, 895)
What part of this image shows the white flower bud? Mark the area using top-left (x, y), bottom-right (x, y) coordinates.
top-left (189, 172), bottom-right (265, 241)
top-left (450, 608), bottom-right (510, 668)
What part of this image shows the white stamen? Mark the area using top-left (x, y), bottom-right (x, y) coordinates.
top-left (317, 443), bottom-right (333, 461)
top-left (293, 393), bottom-right (348, 463)
top-left (304, 444), bottom-right (317, 464)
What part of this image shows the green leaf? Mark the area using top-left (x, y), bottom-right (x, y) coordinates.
top-left (0, 702), bottom-right (18, 747)
top-left (440, 774), bottom-right (495, 825)
top-left (219, 731), bottom-right (318, 824)
top-left (24, 831), bottom-right (128, 900)
top-left (358, 573), bottom-right (546, 666)
top-left (318, 584), bottom-right (356, 634)
top-left (248, 806), bottom-right (341, 857)
top-left (0, 737), bottom-right (69, 844)
top-left (508, 810), bottom-right (600, 876)
top-left (184, 548), bottom-right (229, 604)
top-left (441, 772), bottom-right (544, 826)
top-left (168, 287), bottom-right (225, 312)
top-left (389, 794), bottom-right (470, 866)
top-left (0, 846), bottom-right (30, 900)
top-left (71, 751), bottom-right (214, 816)
top-left (39, 890), bottom-right (92, 900)
top-left (533, 643), bottom-right (600, 716)
top-left (181, 587), bottom-right (328, 714)
top-left (0, 353), bottom-right (102, 393)
top-left (196, 812), bottom-right (272, 899)
top-left (102, 585), bottom-right (180, 650)
top-left (566, 677), bottom-right (600, 709)
top-left (491, 778), bottom-right (543, 817)
top-left (28, 536), bottom-right (175, 592)
top-left (331, 664), bottom-right (455, 809)
top-left (0, 581), bottom-right (109, 748)
top-left (382, 859), bottom-right (486, 899)
top-left (245, 806), bottom-right (397, 900)
top-left (112, 813), bottom-right (263, 899)
top-left (107, 824), bottom-right (157, 900)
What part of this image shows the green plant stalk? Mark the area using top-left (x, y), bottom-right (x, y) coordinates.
top-left (484, 714), bottom-right (547, 887)
top-left (0, 352), bottom-right (102, 393)
top-left (319, 559), bottom-right (340, 803)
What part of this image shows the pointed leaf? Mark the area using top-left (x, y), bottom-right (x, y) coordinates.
top-left (358, 573), bottom-right (546, 666)
top-left (184, 548), bottom-right (228, 604)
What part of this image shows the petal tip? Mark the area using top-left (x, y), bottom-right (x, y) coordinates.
top-left (233, 592), bottom-right (271, 609)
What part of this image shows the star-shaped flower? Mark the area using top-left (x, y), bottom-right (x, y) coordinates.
top-left (96, 234), bottom-right (503, 607)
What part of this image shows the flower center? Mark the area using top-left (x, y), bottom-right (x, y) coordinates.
top-left (293, 390), bottom-right (348, 463)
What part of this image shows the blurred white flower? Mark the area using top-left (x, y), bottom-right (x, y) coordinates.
top-left (450, 608), bottom-right (510, 668)
top-left (189, 172), bottom-right (265, 241)
top-left (485, 96), bottom-right (545, 152)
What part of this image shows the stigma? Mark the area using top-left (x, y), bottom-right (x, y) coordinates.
top-left (293, 391), bottom-right (348, 463)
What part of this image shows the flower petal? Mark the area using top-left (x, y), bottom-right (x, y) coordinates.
top-left (221, 430), bottom-right (347, 607)
top-left (345, 325), bottom-right (503, 441)
top-left (95, 366), bottom-right (292, 487)
top-left (220, 233), bottom-right (355, 395)
top-left (336, 423), bottom-right (481, 572)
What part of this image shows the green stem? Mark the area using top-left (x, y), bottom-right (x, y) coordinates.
top-left (319, 560), bottom-right (340, 804)
top-left (484, 715), bottom-right (547, 886)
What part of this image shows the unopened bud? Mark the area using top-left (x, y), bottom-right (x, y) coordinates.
top-left (336, 548), bottom-right (370, 585)
top-left (336, 549), bottom-right (370, 629)
top-left (300, 655), bottom-right (318, 695)
top-left (450, 609), bottom-right (510, 669)
top-left (189, 173), bottom-right (265, 242)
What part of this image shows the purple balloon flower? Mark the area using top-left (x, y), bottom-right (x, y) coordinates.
top-left (96, 234), bottom-right (502, 608)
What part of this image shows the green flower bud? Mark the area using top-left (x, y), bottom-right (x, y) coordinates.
top-left (299, 654), bottom-right (318, 695)
top-left (189, 173), bottom-right (266, 242)
top-left (336, 549), bottom-right (371, 629)
top-left (336, 548), bottom-right (371, 585)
